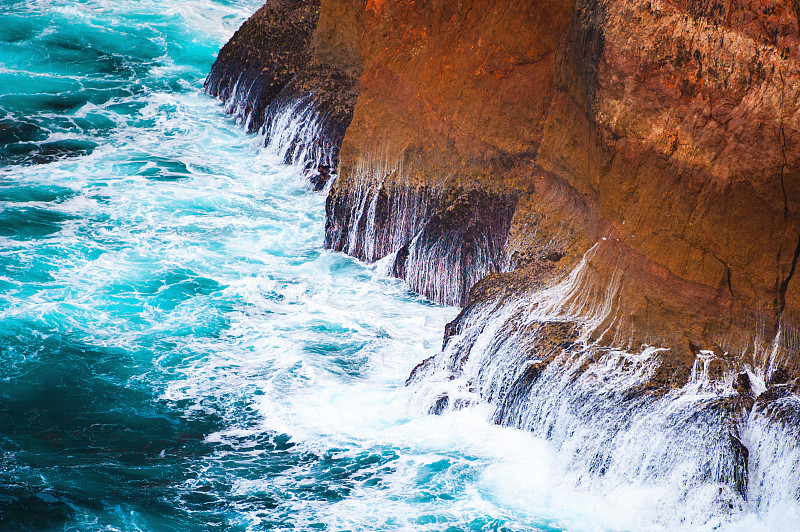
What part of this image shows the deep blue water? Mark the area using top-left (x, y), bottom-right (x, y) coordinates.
top-left (0, 1), bottom-right (577, 530)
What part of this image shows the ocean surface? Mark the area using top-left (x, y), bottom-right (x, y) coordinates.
top-left (0, 1), bottom-right (561, 530)
top-left (2, 1), bottom-right (796, 531)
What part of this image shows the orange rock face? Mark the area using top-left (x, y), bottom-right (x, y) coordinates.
top-left (325, 0), bottom-right (576, 305)
top-left (208, 0), bottom-right (800, 383)
top-left (546, 0), bottom-right (800, 374)
top-left (318, 0), bottom-right (800, 382)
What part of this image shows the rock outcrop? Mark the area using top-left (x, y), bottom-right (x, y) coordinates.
top-left (325, 0), bottom-right (576, 305)
top-left (205, 0), bottom-right (362, 187)
top-left (317, 0), bottom-right (799, 385)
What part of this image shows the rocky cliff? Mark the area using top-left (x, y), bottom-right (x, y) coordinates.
top-left (316, 0), bottom-right (800, 387)
top-left (207, 0), bottom-right (800, 523)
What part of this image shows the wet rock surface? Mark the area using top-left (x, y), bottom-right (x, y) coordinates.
top-left (406, 265), bottom-right (770, 522)
top-left (391, 190), bottom-right (518, 306)
top-left (205, 0), bottom-right (321, 132)
top-left (325, 180), bottom-right (440, 264)
top-left (204, 0), bottom-right (361, 175)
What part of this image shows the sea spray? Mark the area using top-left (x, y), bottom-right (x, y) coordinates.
top-left (407, 245), bottom-right (800, 530)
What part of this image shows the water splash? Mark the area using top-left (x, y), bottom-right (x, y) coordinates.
top-left (408, 245), bottom-right (800, 529)
top-left (260, 94), bottom-right (337, 169)
top-left (326, 152), bottom-right (517, 305)
top-left (326, 153), bottom-right (439, 263)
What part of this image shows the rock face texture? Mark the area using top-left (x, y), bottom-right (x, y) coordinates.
top-left (547, 0), bottom-right (800, 371)
top-left (208, 0), bottom-right (800, 522)
top-left (325, 0), bottom-right (575, 305)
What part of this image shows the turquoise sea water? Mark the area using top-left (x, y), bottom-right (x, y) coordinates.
top-left (0, 1), bottom-right (578, 530)
top-left (6, 2), bottom-right (797, 531)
